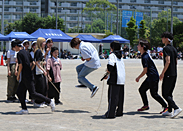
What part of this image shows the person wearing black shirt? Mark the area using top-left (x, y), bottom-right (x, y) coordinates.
top-left (103, 41), bottom-right (125, 119)
top-left (14, 39), bottom-right (55, 115)
top-left (135, 40), bottom-right (167, 113)
top-left (160, 32), bottom-right (182, 118)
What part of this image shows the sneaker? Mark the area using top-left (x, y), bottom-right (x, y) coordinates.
top-left (7, 97), bottom-right (15, 102)
top-left (75, 84), bottom-right (87, 88)
top-left (160, 107), bottom-right (168, 114)
top-left (171, 108), bottom-right (182, 118)
top-left (49, 99), bottom-right (55, 112)
top-left (55, 101), bottom-right (63, 105)
top-left (34, 103), bottom-right (45, 108)
top-left (25, 99), bottom-right (29, 103)
top-left (16, 109), bottom-right (29, 115)
top-left (137, 105), bottom-right (149, 111)
top-left (91, 86), bottom-right (99, 98)
top-left (162, 110), bottom-right (172, 116)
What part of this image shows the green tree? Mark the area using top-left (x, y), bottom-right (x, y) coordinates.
top-left (126, 17), bottom-right (137, 47)
top-left (173, 22), bottom-right (183, 48)
top-left (139, 20), bottom-right (148, 39)
top-left (84, 19), bottom-right (105, 33)
top-left (104, 30), bottom-right (113, 38)
top-left (151, 10), bottom-right (181, 47)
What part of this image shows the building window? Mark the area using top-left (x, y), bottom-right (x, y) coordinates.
top-left (70, 9), bottom-right (77, 13)
top-left (16, 7), bottom-right (23, 12)
top-left (30, 2), bottom-right (37, 5)
top-left (70, 16), bottom-right (77, 20)
top-left (144, 12), bottom-right (150, 16)
top-left (130, 0), bottom-right (136, 2)
top-left (116, 0), bottom-right (122, 2)
top-left (30, 8), bottom-right (37, 12)
top-left (144, 6), bottom-right (150, 10)
top-left (5, 7), bottom-right (9, 11)
top-left (16, 15), bottom-right (21, 19)
top-left (130, 5), bottom-right (136, 9)
top-left (173, 7), bottom-right (178, 11)
top-left (71, 2), bottom-right (77, 6)
top-left (16, 1), bottom-right (23, 5)
top-left (70, 23), bottom-right (77, 27)
top-left (173, 14), bottom-right (177, 17)
top-left (173, 2), bottom-right (178, 5)
top-left (158, 7), bottom-right (164, 10)
top-left (158, 0), bottom-right (164, 4)
top-left (144, 0), bottom-right (150, 3)
top-left (119, 4), bottom-right (122, 8)
top-left (4, 15), bottom-right (9, 19)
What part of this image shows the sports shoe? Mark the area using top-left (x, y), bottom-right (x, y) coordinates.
top-left (55, 101), bottom-right (63, 105)
top-left (137, 105), bottom-right (149, 111)
top-left (160, 107), bottom-right (168, 114)
top-left (49, 99), bottom-right (55, 112)
top-left (162, 110), bottom-right (172, 116)
top-left (91, 86), bottom-right (99, 98)
top-left (171, 108), bottom-right (182, 118)
top-left (16, 109), bottom-right (29, 115)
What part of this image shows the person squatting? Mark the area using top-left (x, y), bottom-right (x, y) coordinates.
top-left (5, 32), bottom-right (182, 118)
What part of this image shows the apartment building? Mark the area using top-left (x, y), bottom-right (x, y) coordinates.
top-left (0, 0), bottom-right (183, 30)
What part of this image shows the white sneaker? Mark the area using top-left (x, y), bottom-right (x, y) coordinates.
top-left (171, 108), bottom-right (182, 118)
top-left (91, 86), bottom-right (99, 98)
top-left (34, 103), bottom-right (47, 108)
top-left (162, 110), bottom-right (172, 116)
top-left (49, 99), bottom-right (55, 112)
top-left (16, 109), bottom-right (29, 115)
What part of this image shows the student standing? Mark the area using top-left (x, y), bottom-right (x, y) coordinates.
top-left (14, 39), bottom-right (55, 114)
top-left (6, 39), bottom-right (19, 102)
top-left (70, 38), bottom-right (101, 98)
top-left (135, 40), bottom-right (167, 113)
top-left (30, 41), bottom-right (37, 59)
top-left (45, 38), bottom-right (53, 61)
top-left (46, 47), bottom-right (63, 105)
top-left (103, 41), bottom-right (125, 119)
top-left (34, 37), bottom-right (48, 108)
top-left (160, 32), bottom-right (182, 118)
top-left (22, 40), bottom-right (29, 51)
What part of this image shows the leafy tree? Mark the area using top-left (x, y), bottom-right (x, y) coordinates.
top-left (104, 30), bottom-right (113, 38)
top-left (84, 18), bottom-right (105, 33)
top-left (173, 22), bottom-right (183, 48)
top-left (126, 17), bottom-right (137, 47)
top-left (151, 10), bottom-right (181, 47)
top-left (139, 20), bottom-right (148, 39)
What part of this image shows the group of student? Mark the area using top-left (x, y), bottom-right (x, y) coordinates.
top-left (5, 31), bottom-right (182, 119)
top-left (70, 31), bottom-right (182, 119)
top-left (7, 37), bottom-right (63, 114)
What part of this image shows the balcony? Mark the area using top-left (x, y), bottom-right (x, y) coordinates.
top-left (62, 3), bottom-right (70, 7)
top-left (50, 2), bottom-right (55, 7)
top-left (151, 1), bottom-right (158, 5)
top-left (9, 1), bottom-right (16, 6)
top-left (177, 15), bottom-right (183, 19)
top-left (9, 8), bottom-right (16, 12)
top-left (24, 2), bottom-right (30, 6)
top-left (24, 8), bottom-right (30, 13)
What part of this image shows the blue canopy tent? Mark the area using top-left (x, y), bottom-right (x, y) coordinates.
top-left (0, 34), bottom-right (9, 41)
top-left (101, 35), bottom-right (130, 43)
top-left (31, 28), bottom-right (73, 42)
top-left (76, 34), bottom-right (101, 43)
top-left (6, 31), bottom-right (37, 41)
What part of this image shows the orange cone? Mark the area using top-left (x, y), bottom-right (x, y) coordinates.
top-left (0, 55), bottom-right (4, 66)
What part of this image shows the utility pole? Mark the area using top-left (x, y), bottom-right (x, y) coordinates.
top-left (116, 0), bottom-right (119, 35)
top-left (22, 0), bottom-right (24, 19)
top-left (171, 0), bottom-right (173, 34)
top-left (1, 0), bottom-right (4, 35)
top-left (56, 0), bottom-right (58, 29)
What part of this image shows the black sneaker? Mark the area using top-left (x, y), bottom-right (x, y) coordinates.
top-left (91, 86), bottom-right (99, 98)
top-left (7, 97), bottom-right (15, 102)
top-left (75, 85), bottom-right (87, 88)
top-left (55, 101), bottom-right (63, 105)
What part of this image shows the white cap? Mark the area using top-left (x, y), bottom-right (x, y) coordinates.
top-left (46, 38), bottom-right (52, 43)
top-left (31, 41), bottom-right (37, 46)
top-left (21, 40), bottom-right (29, 45)
top-left (11, 39), bottom-right (16, 42)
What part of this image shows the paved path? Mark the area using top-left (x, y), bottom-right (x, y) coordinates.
top-left (0, 59), bottom-right (183, 131)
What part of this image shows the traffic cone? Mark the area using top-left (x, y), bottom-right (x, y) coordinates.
top-left (0, 55), bottom-right (4, 66)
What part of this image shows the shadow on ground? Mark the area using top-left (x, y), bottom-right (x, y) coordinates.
top-left (61, 109), bottom-right (90, 113)
top-left (0, 112), bottom-right (52, 115)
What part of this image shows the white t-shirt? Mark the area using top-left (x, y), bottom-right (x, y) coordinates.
top-left (80, 41), bottom-right (101, 69)
top-left (7, 49), bottom-right (17, 64)
top-left (108, 53), bottom-right (125, 85)
top-left (30, 51), bottom-right (34, 59)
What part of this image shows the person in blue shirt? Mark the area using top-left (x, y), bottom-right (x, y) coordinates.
top-left (135, 40), bottom-right (167, 113)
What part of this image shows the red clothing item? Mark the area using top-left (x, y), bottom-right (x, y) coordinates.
top-left (159, 52), bottom-right (163, 57)
top-left (46, 58), bottom-right (62, 83)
